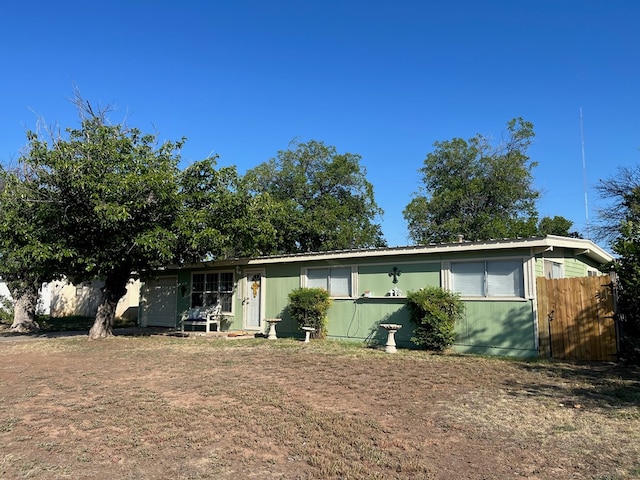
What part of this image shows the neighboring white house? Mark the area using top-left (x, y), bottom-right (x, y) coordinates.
top-left (0, 281), bottom-right (52, 315)
top-left (0, 279), bottom-right (140, 320)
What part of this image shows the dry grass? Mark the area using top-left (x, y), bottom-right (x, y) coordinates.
top-left (0, 333), bottom-right (639, 479)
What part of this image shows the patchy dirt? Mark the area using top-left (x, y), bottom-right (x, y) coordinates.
top-left (0, 334), bottom-right (639, 479)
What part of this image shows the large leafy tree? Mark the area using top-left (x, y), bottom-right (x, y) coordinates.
top-left (537, 215), bottom-right (583, 238)
top-left (1, 100), bottom-right (280, 338)
top-left (0, 163), bottom-right (69, 332)
top-left (0, 98), bottom-right (250, 338)
top-left (243, 139), bottom-right (386, 253)
top-left (18, 106), bottom-right (186, 338)
top-left (176, 159), bottom-right (281, 260)
top-left (597, 165), bottom-right (640, 363)
top-left (404, 118), bottom-right (540, 244)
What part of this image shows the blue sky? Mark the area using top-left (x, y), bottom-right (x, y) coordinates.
top-left (1, 1), bottom-right (638, 248)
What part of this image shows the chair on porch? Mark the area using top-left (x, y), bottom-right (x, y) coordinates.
top-left (181, 302), bottom-right (223, 334)
top-left (205, 302), bottom-right (223, 332)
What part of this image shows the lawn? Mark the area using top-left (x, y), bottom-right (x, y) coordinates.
top-left (0, 332), bottom-right (639, 479)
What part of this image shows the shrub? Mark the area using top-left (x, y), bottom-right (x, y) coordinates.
top-left (0, 296), bottom-right (14, 325)
top-left (287, 287), bottom-right (332, 339)
top-left (406, 286), bottom-right (464, 351)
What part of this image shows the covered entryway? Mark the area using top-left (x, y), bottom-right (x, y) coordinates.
top-left (140, 276), bottom-right (177, 327)
top-left (537, 275), bottom-right (618, 361)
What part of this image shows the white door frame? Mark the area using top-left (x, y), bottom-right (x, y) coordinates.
top-left (243, 269), bottom-right (265, 331)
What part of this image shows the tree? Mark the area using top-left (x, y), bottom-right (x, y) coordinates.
top-left (404, 118), bottom-right (540, 244)
top-left (15, 104), bottom-right (187, 338)
top-left (537, 216), bottom-right (582, 238)
top-left (597, 165), bottom-right (640, 363)
top-left (176, 159), bottom-right (282, 260)
top-left (0, 164), bottom-right (68, 332)
top-left (243, 139), bottom-right (386, 253)
top-left (595, 165), bottom-right (640, 242)
top-left (1, 96), bottom-right (299, 338)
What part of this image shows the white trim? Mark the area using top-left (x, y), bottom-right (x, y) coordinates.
top-left (542, 256), bottom-right (565, 264)
top-left (351, 265), bottom-right (358, 299)
top-left (352, 259), bottom-right (443, 268)
top-left (243, 236), bottom-right (613, 266)
top-left (524, 257), bottom-right (536, 300)
top-left (531, 265), bottom-right (540, 350)
top-left (441, 261), bottom-right (451, 291)
top-left (301, 265), bottom-right (356, 298)
top-left (162, 236), bottom-right (612, 272)
top-left (190, 270), bottom-right (236, 316)
top-left (457, 296), bottom-right (530, 302)
top-left (243, 269), bottom-right (265, 331)
top-left (542, 258), bottom-right (565, 279)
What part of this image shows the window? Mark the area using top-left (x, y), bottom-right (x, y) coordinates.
top-left (543, 260), bottom-right (564, 279)
top-left (191, 272), bottom-right (234, 312)
top-left (451, 259), bottom-right (524, 298)
top-left (306, 267), bottom-right (352, 297)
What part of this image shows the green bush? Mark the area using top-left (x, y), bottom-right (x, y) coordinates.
top-left (406, 286), bottom-right (464, 351)
top-left (287, 287), bottom-right (332, 339)
top-left (0, 296), bottom-right (14, 325)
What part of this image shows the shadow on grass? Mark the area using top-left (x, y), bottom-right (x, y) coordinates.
top-left (509, 360), bottom-right (640, 409)
top-left (0, 316), bottom-right (168, 340)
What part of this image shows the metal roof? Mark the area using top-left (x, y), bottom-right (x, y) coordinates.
top-left (243, 235), bottom-right (613, 266)
top-left (165, 235), bottom-right (613, 270)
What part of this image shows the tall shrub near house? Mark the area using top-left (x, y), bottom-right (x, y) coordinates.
top-left (288, 287), bottom-right (332, 339)
top-left (406, 287), bottom-right (464, 351)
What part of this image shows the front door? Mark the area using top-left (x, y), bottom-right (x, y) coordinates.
top-left (243, 271), bottom-right (264, 330)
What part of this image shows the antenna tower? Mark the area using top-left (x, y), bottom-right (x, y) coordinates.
top-left (580, 107), bottom-right (590, 235)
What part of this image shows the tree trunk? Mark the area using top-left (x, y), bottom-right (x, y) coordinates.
top-left (9, 285), bottom-right (40, 333)
top-left (88, 272), bottom-right (130, 339)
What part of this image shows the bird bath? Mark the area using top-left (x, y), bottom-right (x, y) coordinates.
top-left (379, 323), bottom-right (402, 353)
top-left (265, 318), bottom-right (282, 340)
top-left (301, 326), bottom-right (315, 343)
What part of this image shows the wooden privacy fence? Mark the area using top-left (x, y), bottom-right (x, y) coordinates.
top-left (537, 275), bottom-right (618, 361)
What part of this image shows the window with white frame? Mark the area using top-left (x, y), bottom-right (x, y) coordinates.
top-left (305, 267), bottom-right (352, 297)
top-left (543, 260), bottom-right (564, 279)
top-left (451, 259), bottom-right (524, 298)
top-left (191, 272), bottom-right (234, 312)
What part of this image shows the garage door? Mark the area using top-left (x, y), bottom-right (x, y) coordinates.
top-left (140, 277), bottom-right (177, 327)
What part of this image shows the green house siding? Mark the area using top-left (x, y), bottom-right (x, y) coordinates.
top-left (454, 300), bottom-right (536, 357)
top-left (263, 264), bottom-right (302, 335)
top-left (535, 252), bottom-right (605, 279)
top-left (358, 262), bottom-right (440, 297)
top-left (267, 255), bottom-right (536, 357)
top-left (311, 298), bottom-right (536, 357)
top-left (327, 298), bottom-right (411, 343)
top-left (176, 270), bottom-right (191, 325)
top-left (565, 258), bottom-right (587, 277)
top-left (140, 237), bottom-right (611, 358)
